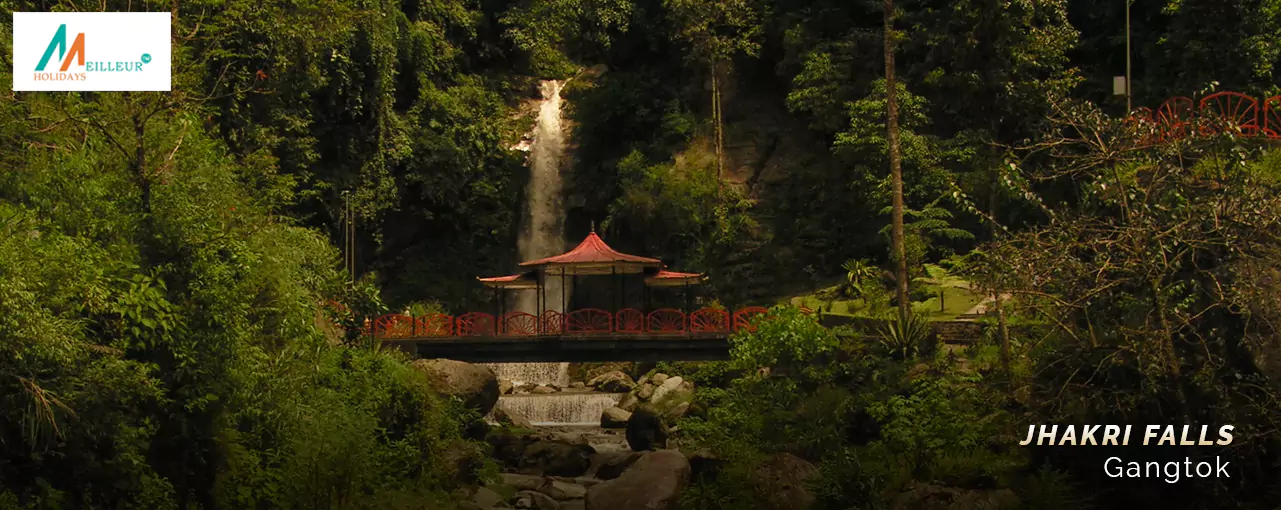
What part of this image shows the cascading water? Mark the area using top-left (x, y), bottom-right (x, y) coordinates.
top-left (496, 393), bottom-right (625, 426)
top-left (488, 79), bottom-right (570, 390)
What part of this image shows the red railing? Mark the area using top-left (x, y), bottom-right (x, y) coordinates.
top-left (368, 305), bottom-right (813, 339)
top-left (1128, 92), bottom-right (1281, 143)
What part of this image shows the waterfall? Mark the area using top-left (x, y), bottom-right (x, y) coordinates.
top-left (495, 393), bottom-right (624, 426)
top-left (488, 79), bottom-right (570, 388)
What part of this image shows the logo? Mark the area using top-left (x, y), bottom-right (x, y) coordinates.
top-left (35, 24), bottom-right (85, 73)
top-left (13, 12), bottom-right (171, 92)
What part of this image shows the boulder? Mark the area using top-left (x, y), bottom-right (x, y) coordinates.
top-left (487, 430), bottom-right (532, 468)
top-left (571, 381), bottom-right (586, 389)
top-left (539, 480), bottom-right (588, 500)
top-left (636, 383), bottom-right (655, 401)
top-left (586, 371), bottom-right (636, 393)
top-left (600, 407), bottom-right (632, 429)
top-left (532, 385), bottom-right (557, 394)
top-left (615, 392), bottom-right (640, 412)
top-left (492, 407), bottom-right (534, 430)
top-left (625, 406), bottom-right (668, 451)
top-left (636, 374), bottom-right (650, 386)
top-left (592, 451), bottom-right (642, 480)
top-left (754, 453), bottom-right (819, 510)
top-left (519, 441), bottom-right (596, 477)
top-left (650, 373), bottom-right (669, 385)
top-left (688, 449), bottom-right (724, 481)
top-left (649, 376), bottom-right (686, 405)
top-left (501, 473), bottom-right (546, 491)
top-left (516, 490), bottom-right (560, 510)
top-left (586, 450), bottom-right (690, 510)
top-left (560, 501), bottom-right (585, 510)
top-left (411, 359), bottom-right (499, 415)
top-left (499, 379), bottom-right (515, 395)
top-left (472, 486), bottom-right (509, 508)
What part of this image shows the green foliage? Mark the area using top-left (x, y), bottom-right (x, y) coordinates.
top-left (729, 306), bottom-right (838, 379)
top-left (876, 311), bottom-right (933, 360)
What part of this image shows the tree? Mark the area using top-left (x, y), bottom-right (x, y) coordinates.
top-left (884, 0), bottom-right (909, 319)
top-left (663, 0), bottom-right (761, 180)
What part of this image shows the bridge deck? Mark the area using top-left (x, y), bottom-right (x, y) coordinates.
top-left (381, 332), bottom-right (730, 362)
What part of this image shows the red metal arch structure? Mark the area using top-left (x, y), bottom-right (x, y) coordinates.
top-left (1128, 91), bottom-right (1281, 142)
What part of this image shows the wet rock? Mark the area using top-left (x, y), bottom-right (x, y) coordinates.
top-left (539, 480), bottom-right (587, 500)
top-left (754, 453), bottom-right (819, 510)
top-left (519, 441), bottom-right (596, 477)
top-left (499, 379), bottom-right (514, 395)
top-left (586, 450), bottom-right (689, 510)
top-left (492, 407), bottom-right (534, 429)
top-left (516, 490), bottom-right (560, 510)
top-left (636, 383), bottom-right (655, 401)
top-left (411, 359), bottom-right (499, 415)
top-left (532, 385), bottom-right (557, 394)
top-left (601, 407), bottom-right (631, 428)
top-left (571, 381), bottom-right (586, 389)
top-left (593, 451), bottom-right (642, 480)
top-left (587, 371), bottom-right (636, 393)
top-left (625, 406), bottom-right (668, 451)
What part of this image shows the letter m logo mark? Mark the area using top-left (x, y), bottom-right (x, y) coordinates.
top-left (35, 24), bottom-right (85, 72)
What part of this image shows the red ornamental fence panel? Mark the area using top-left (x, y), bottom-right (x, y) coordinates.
top-left (1128, 92), bottom-right (1281, 141)
top-left (566, 308), bottom-right (613, 334)
top-left (373, 314), bottom-right (415, 338)
top-left (501, 312), bottom-right (539, 336)
top-left (615, 308), bottom-right (645, 334)
top-left (540, 310), bottom-right (564, 334)
top-left (416, 313), bottom-right (454, 337)
top-left (732, 306), bottom-right (770, 332)
top-left (647, 309), bottom-right (686, 333)
top-left (1264, 96), bottom-right (1281, 138)
top-left (690, 308), bottom-right (731, 333)
top-left (457, 312), bottom-right (496, 337)
top-left (1199, 91), bottom-right (1259, 136)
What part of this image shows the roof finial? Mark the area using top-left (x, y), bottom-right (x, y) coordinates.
top-left (590, 221), bottom-right (596, 234)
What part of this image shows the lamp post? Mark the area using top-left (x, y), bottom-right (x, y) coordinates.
top-left (1126, 0), bottom-right (1132, 113)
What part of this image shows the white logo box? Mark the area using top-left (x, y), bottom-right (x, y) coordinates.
top-left (12, 12), bottom-right (171, 92)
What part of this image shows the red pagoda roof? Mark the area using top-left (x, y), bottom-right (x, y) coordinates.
top-left (645, 269), bottom-right (703, 287)
top-left (477, 271), bottom-right (539, 289)
top-left (519, 231), bottom-right (662, 273)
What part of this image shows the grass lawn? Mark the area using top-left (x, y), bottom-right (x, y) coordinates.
top-left (786, 282), bottom-right (984, 321)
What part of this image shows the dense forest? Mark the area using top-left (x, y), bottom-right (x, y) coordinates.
top-left (2, 0), bottom-right (1281, 508)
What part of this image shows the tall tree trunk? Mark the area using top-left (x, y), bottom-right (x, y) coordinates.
top-left (712, 62), bottom-right (724, 187)
top-left (991, 170), bottom-right (1011, 374)
top-left (884, 0), bottom-right (909, 319)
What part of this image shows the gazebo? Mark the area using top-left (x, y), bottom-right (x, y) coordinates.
top-left (476, 227), bottom-right (710, 335)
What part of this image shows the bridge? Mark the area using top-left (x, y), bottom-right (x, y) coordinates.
top-left (368, 306), bottom-right (792, 362)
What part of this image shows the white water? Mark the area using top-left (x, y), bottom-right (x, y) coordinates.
top-left (495, 393), bottom-right (624, 426)
top-left (487, 79), bottom-right (571, 389)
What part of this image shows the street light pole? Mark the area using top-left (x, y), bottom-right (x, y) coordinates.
top-left (1126, 0), bottom-right (1132, 113)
